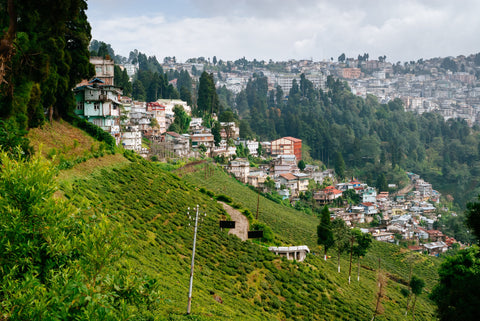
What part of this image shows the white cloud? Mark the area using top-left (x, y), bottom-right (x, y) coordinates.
top-left (89, 0), bottom-right (480, 62)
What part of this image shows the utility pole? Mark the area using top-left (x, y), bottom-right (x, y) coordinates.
top-left (187, 205), bottom-right (205, 315)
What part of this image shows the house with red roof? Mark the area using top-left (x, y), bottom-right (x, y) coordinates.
top-left (313, 186), bottom-right (343, 204)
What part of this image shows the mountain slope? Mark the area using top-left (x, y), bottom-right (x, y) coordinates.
top-left (21, 121), bottom-right (439, 319)
top-left (58, 158), bottom-right (438, 320)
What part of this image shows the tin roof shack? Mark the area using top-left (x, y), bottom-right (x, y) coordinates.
top-left (423, 241), bottom-right (448, 256)
top-left (151, 132), bottom-right (190, 159)
top-left (268, 246), bottom-right (310, 262)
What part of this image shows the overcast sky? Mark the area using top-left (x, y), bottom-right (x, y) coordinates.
top-left (87, 0), bottom-right (480, 63)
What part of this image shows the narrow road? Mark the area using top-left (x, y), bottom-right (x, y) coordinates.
top-left (219, 202), bottom-right (249, 241)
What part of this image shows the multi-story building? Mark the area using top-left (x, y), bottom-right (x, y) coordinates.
top-left (74, 78), bottom-right (122, 143)
top-left (90, 57), bottom-right (115, 85)
top-left (271, 136), bottom-right (302, 160)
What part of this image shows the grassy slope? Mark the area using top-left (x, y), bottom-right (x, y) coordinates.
top-left (176, 163), bottom-right (318, 248)
top-left (62, 160), bottom-right (437, 320)
top-left (179, 163), bottom-right (441, 316)
top-left (27, 122), bottom-right (439, 320)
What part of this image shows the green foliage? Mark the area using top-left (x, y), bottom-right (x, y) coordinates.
top-left (168, 105), bottom-right (191, 134)
top-left (132, 55), bottom-right (179, 101)
top-left (197, 72), bottom-right (219, 116)
top-left (211, 121), bottom-right (222, 146)
top-left (466, 196), bottom-right (480, 244)
top-left (216, 194), bottom-right (233, 203)
top-left (317, 205), bottom-right (334, 256)
top-left (69, 116), bottom-right (116, 150)
top-left (251, 220), bottom-right (275, 243)
top-left (0, 0), bottom-right (94, 125)
top-left (352, 229), bottom-right (373, 258)
top-left (114, 64), bottom-right (132, 95)
top-left (0, 119), bottom-right (33, 158)
top-left (298, 159), bottom-right (306, 171)
top-left (334, 151), bottom-right (345, 179)
top-left (431, 246), bottom-right (480, 321)
top-left (0, 151), bottom-right (157, 319)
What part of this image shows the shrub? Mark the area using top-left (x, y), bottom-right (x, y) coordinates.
top-left (216, 194), bottom-right (233, 203)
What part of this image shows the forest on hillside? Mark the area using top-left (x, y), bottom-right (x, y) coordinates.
top-left (234, 73), bottom-right (480, 209)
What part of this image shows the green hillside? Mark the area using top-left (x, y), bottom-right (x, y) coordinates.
top-left (179, 163), bottom-right (441, 286)
top-left (0, 121), bottom-right (439, 319)
top-left (57, 157), bottom-right (438, 320)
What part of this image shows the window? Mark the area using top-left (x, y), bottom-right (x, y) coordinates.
top-left (94, 102), bottom-right (100, 110)
top-left (76, 101), bottom-right (84, 110)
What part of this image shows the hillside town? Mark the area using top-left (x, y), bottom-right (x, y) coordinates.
top-left (73, 55), bottom-right (467, 257)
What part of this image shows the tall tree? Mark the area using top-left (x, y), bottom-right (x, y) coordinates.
top-left (431, 245), bottom-right (480, 321)
top-left (431, 196), bottom-right (480, 320)
top-left (331, 218), bottom-right (350, 273)
top-left (334, 151), bottom-right (346, 180)
top-left (409, 275), bottom-right (425, 320)
top-left (466, 196), bottom-right (480, 243)
top-left (317, 205), bottom-right (334, 261)
top-left (0, 0), bottom-right (94, 126)
top-left (197, 71), bottom-right (219, 116)
top-left (212, 121), bottom-right (222, 147)
top-left (352, 229), bottom-right (372, 282)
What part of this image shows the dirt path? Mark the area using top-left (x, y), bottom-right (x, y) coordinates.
top-left (396, 183), bottom-right (414, 196)
top-left (219, 202), bottom-right (249, 241)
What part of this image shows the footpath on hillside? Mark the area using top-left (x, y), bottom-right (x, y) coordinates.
top-left (395, 182), bottom-right (414, 196)
top-left (218, 202), bottom-right (249, 241)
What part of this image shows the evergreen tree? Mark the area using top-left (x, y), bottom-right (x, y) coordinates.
top-left (409, 275), bottom-right (425, 319)
top-left (334, 151), bottom-right (346, 180)
top-left (197, 71), bottom-right (219, 116)
top-left (212, 121), bottom-right (222, 147)
top-left (317, 205), bottom-right (334, 261)
top-left (0, 0), bottom-right (94, 125)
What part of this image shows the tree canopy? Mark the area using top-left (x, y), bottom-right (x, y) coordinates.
top-left (317, 205), bottom-right (334, 260)
top-left (197, 71), bottom-right (219, 116)
top-left (0, 0), bottom-right (94, 128)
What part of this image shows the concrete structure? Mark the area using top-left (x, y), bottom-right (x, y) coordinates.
top-left (271, 137), bottom-right (302, 160)
top-left (228, 159), bottom-right (250, 183)
top-left (90, 57), bottom-right (115, 85)
top-left (74, 78), bottom-right (122, 143)
top-left (268, 246), bottom-right (310, 262)
top-left (147, 102), bottom-right (166, 134)
top-left (314, 186), bottom-right (343, 204)
top-left (121, 126), bottom-right (142, 152)
top-left (341, 68), bottom-right (362, 79)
